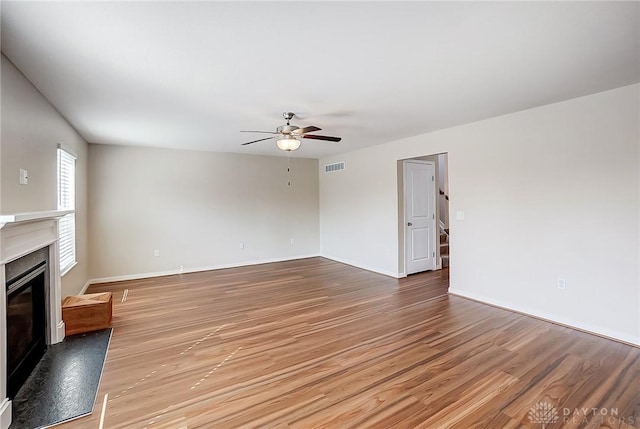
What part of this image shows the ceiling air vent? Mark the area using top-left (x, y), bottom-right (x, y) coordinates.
top-left (324, 161), bottom-right (345, 173)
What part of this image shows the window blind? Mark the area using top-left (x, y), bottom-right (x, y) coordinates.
top-left (57, 147), bottom-right (76, 275)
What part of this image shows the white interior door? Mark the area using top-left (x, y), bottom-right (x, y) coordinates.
top-left (404, 160), bottom-right (436, 274)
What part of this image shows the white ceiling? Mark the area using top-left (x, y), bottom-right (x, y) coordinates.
top-left (2, 2), bottom-right (639, 158)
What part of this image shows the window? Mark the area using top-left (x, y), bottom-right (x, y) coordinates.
top-left (57, 147), bottom-right (76, 275)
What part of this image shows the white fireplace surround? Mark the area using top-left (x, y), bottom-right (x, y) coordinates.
top-left (0, 210), bottom-right (72, 429)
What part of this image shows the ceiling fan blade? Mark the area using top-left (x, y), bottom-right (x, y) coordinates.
top-left (293, 126), bottom-right (322, 135)
top-left (302, 134), bottom-right (342, 142)
top-left (241, 136), bottom-right (275, 146)
top-left (240, 130), bottom-right (277, 134)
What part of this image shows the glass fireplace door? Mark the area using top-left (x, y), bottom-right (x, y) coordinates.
top-left (6, 261), bottom-right (46, 398)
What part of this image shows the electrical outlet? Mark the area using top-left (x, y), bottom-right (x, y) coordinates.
top-left (290, 238), bottom-right (295, 245)
top-left (239, 242), bottom-right (244, 249)
top-left (456, 211), bottom-right (465, 220)
top-left (154, 249), bottom-right (160, 257)
top-left (179, 265), bottom-right (184, 274)
top-left (557, 278), bottom-right (566, 290)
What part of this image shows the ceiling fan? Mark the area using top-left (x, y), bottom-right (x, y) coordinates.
top-left (240, 112), bottom-right (342, 152)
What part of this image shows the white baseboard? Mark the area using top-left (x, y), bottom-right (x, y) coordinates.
top-left (320, 254), bottom-right (401, 278)
top-left (79, 280), bottom-right (91, 295)
top-left (448, 288), bottom-right (640, 347)
top-left (85, 254), bottom-right (321, 287)
top-left (55, 321), bottom-right (66, 344)
top-left (0, 398), bottom-right (11, 429)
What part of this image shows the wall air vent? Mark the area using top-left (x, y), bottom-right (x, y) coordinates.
top-left (324, 161), bottom-right (345, 173)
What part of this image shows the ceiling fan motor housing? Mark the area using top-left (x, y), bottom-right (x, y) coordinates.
top-left (276, 125), bottom-right (300, 134)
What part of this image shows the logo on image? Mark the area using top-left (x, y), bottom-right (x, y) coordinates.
top-left (528, 402), bottom-right (559, 428)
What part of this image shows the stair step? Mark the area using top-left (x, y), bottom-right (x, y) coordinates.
top-left (441, 254), bottom-right (449, 268)
top-left (439, 233), bottom-right (448, 244)
top-left (440, 244), bottom-right (449, 255)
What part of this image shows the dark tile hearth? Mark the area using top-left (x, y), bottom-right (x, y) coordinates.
top-left (10, 329), bottom-right (112, 429)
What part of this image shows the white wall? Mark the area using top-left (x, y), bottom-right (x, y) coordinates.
top-left (320, 84), bottom-right (640, 345)
top-left (88, 144), bottom-right (319, 280)
top-left (1, 55), bottom-right (90, 297)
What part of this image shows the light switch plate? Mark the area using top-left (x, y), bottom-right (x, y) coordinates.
top-left (456, 211), bottom-right (465, 220)
top-left (19, 168), bottom-right (29, 185)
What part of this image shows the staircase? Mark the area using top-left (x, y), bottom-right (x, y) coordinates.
top-left (440, 228), bottom-right (449, 268)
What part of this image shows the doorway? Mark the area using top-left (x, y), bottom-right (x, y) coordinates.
top-left (403, 160), bottom-right (437, 275)
top-left (399, 153), bottom-right (449, 276)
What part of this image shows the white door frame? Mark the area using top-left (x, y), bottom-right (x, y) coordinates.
top-left (403, 160), bottom-right (437, 275)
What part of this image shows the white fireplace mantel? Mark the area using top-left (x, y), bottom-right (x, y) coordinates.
top-left (0, 210), bottom-right (71, 429)
top-left (0, 209), bottom-right (73, 229)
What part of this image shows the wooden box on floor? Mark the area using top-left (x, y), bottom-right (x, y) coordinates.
top-left (62, 292), bottom-right (113, 336)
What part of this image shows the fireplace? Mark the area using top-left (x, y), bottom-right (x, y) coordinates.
top-left (5, 248), bottom-right (48, 399)
top-left (0, 210), bottom-right (70, 429)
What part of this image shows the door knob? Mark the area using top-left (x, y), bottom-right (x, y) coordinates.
top-left (407, 222), bottom-right (413, 226)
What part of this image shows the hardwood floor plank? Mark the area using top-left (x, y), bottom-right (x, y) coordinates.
top-left (415, 370), bottom-right (520, 428)
top-left (54, 258), bottom-right (639, 428)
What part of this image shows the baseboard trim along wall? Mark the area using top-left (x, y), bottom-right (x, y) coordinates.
top-left (320, 254), bottom-right (401, 279)
top-left (448, 288), bottom-right (640, 348)
top-left (79, 281), bottom-right (91, 295)
top-left (0, 398), bottom-right (11, 429)
top-left (84, 254), bottom-right (321, 287)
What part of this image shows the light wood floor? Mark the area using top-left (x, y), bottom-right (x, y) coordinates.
top-left (58, 257), bottom-right (639, 429)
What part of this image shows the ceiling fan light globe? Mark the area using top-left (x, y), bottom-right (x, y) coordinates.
top-left (276, 136), bottom-right (301, 152)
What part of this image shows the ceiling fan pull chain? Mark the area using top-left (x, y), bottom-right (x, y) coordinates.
top-left (287, 155), bottom-right (291, 186)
